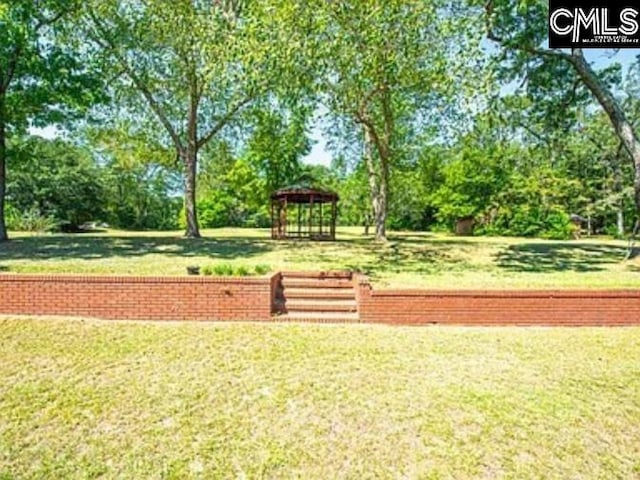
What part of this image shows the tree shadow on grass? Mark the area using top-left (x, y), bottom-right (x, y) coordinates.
top-left (495, 242), bottom-right (627, 273)
top-left (343, 236), bottom-right (479, 280)
top-left (0, 234), bottom-right (274, 262)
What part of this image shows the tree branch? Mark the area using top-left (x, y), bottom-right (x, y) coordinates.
top-left (86, 10), bottom-right (185, 153)
top-left (196, 95), bottom-right (253, 149)
top-left (1, 44), bottom-right (22, 93)
top-left (484, 0), bottom-right (573, 62)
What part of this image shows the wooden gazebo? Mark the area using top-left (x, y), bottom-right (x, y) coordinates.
top-left (270, 186), bottom-right (339, 240)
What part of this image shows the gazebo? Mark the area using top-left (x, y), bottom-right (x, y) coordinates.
top-left (270, 186), bottom-right (339, 240)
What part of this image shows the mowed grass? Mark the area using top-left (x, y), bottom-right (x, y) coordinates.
top-left (1, 227), bottom-right (640, 288)
top-left (1, 318), bottom-right (639, 478)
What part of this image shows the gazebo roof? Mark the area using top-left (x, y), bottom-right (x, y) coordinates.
top-left (271, 185), bottom-right (339, 204)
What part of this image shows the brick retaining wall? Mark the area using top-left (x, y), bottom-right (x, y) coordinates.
top-left (354, 275), bottom-right (640, 326)
top-left (1, 273), bottom-right (639, 325)
top-left (0, 274), bottom-right (275, 321)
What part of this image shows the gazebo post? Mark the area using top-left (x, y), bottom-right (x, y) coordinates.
top-left (319, 201), bottom-right (323, 236)
top-left (283, 197), bottom-right (288, 238)
top-left (309, 194), bottom-right (314, 239)
top-left (297, 202), bottom-right (301, 238)
top-left (331, 199), bottom-right (336, 240)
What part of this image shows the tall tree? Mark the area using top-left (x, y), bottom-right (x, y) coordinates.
top-left (0, 0), bottom-right (101, 241)
top-left (282, 1), bottom-right (478, 241)
top-left (82, 0), bottom-right (269, 237)
top-left (483, 0), bottom-right (640, 235)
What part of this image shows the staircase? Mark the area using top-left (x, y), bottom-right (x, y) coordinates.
top-left (273, 271), bottom-right (359, 323)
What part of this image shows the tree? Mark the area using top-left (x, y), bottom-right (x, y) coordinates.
top-left (282, 1), bottom-right (479, 241)
top-left (7, 136), bottom-right (105, 228)
top-left (87, 124), bottom-right (182, 230)
top-left (82, 0), bottom-right (271, 237)
top-left (483, 0), bottom-right (640, 236)
top-left (0, 0), bottom-right (102, 240)
top-left (243, 105), bottom-right (312, 194)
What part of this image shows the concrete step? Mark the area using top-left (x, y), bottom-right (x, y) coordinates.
top-left (281, 277), bottom-right (353, 289)
top-left (283, 287), bottom-right (356, 300)
top-left (285, 299), bottom-right (357, 313)
top-left (273, 312), bottom-right (360, 323)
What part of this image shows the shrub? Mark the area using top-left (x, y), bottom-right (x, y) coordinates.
top-left (235, 265), bottom-right (250, 276)
top-left (540, 211), bottom-right (572, 240)
top-left (201, 263), bottom-right (269, 277)
top-left (201, 265), bottom-right (213, 276)
top-left (213, 264), bottom-right (234, 276)
top-left (254, 264), bottom-right (271, 275)
top-left (9, 207), bottom-right (58, 233)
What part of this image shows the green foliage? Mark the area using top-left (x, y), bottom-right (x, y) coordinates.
top-left (235, 265), bottom-right (250, 276)
top-left (483, 205), bottom-right (572, 240)
top-left (0, 0), bottom-right (106, 132)
top-left (201, 263), bottom-right (266, 277)
top-left (200, 265), bottom-right (213, 276)
top-left (431, 142), bottom-right (509, 228)
top-left (0, 0), bottom-right (106, 239)
top-left (244, 106), bottom-right (312, 193)
top-left (213, 264), bottom-right (234, 276)
top-left (6, 206), bottom-right (58, 232)
top-left (7, 136), bottom-right (105, 228)
top-left (4, 203), bottom-right (20, 230)
top-left (80, 0), bottom-right (296, 236)
top-left (103, 163), bottom-right (181, 230)
top-left (87, 124), bottom-right (182, 230)
top-left (254, 264), bottom-right (271, 275)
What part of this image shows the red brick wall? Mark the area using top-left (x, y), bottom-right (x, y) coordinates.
top-left (354, 276), bottom-right (640, 326)
top-left (2, 273), bottom-right (639, 325)
top-left (0, 274), bottom-right (275, 321)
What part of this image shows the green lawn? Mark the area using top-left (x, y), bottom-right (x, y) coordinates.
top-left (1, 318), bottom-right (639, 478)
top-left (1, 227), bottom-right (640, 288)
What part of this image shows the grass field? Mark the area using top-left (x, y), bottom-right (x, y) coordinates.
top-left (1, 318), bottom-right (639, 478)
top-left (1, 227), bottom-right (640, 288)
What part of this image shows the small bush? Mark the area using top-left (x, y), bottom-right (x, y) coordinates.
top-left (10, 207), bottom-right (58, 233)
top-left (235, 265), bottom-right (250, 276)
top-left (201, 263), bottom-right (268, 277)
top-left (201, 265), bottom-right (213, 276)
top-left (213, 264), bottom-right (234, 276)
top-left (541, 211), bottom-right (573, 240)
top-left (254, 264), bottom-right (271, 275)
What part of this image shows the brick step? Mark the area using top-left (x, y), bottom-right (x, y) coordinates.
top-left (285, 299), bottom-right (357, 313)
top-left (281, 271), bottom-right (352, 280)
top-left (281, 278), bottom-right (353, 289)
top-left (273, 312), bottom-right (360, 323)
top-left (283, 287), bottom-right (356, 300)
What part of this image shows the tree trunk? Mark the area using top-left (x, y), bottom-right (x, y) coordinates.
top-left (372, 184), bottom-right (387, 241)
top-left (613, 156), bottom-right (625, 237)
top-left (363, 127), bottom-right (387, 241)
top-left (569, 49), bottom-right (640, 217)
top-left (617, 207), bottom-right (624, 237)
top-left (182, 146), bottom-right (200, 238)
top-left (0, 95), bottom-right (7, 242)
top-left (183, 86), bottom-right (201, 238)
